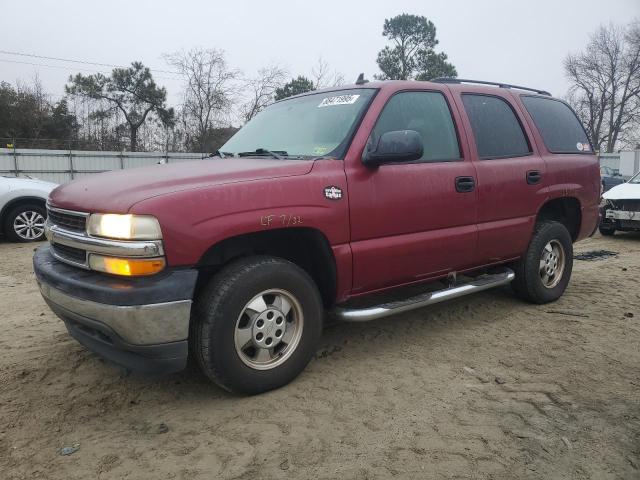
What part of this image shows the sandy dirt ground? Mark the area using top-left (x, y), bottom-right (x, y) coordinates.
top-left (0, 233), bottom-right (639, 480)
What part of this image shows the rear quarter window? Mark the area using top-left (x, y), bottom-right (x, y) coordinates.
top-left (521, 96), bottom-right (591, 154)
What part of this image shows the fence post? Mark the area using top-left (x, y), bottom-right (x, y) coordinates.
top-left (119, 151), bottom-right (125, 170)
top-left (12, 138), bottom-right (18, 176)
top-left (68, 142), bottom-right (75, 180)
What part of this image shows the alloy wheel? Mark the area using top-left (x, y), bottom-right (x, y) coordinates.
top-left (539, 239), bottom-right (566, 288)
top-left (234, 289), bottom-right (304, 370)
top-left (13, 211), bottom-right (46, 240)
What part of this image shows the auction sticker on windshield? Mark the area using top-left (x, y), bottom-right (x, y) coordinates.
top-left (318, 95), bottom-right (360, 107)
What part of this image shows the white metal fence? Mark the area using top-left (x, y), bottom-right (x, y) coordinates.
top-left (3, 147), bottom-right (640, 185)
top-left (599, 150), bottom-right (640, 178)
top-left (0, 148), bottom-right (209, 184)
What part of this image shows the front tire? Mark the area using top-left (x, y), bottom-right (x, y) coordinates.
top-left (3, 203), bottom-right (47, 242)
top-left (192, 256), bottom-right (323, 394)
top-left (512, 221), bottom-right (573, 304)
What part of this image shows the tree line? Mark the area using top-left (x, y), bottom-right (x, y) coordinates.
top-left (1, 15), bottom-right (638, 153)
top-left (565, 20), bottom-right (640, 152)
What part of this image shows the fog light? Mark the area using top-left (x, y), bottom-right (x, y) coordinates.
top-left (89, 254), bottom-right (165, 276)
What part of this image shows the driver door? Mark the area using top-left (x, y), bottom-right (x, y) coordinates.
top-left (346, 89), bottom-right (479, 294)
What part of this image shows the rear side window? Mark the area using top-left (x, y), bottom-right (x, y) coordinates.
top-left (372, 91), bottom-right (461, 162)
top-left (462, 94), bottom-right (531, 159)
top-left (521, 96), bottom-right (591, 153)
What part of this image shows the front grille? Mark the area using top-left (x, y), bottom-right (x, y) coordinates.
top-left (52, 243), bottom-right (87, 264)
top-left (620, 220), bottom-right (640, 230)
top-left (47, 208), bottom-right (87, 232)
top-left (611, 199), bottom-right (640, 211)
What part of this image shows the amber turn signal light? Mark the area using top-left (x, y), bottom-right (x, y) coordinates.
top-left (89, 255), bottom-right (166, 276)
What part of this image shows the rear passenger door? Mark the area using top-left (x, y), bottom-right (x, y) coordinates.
top-left (454, 91), bottom-right (547, 264)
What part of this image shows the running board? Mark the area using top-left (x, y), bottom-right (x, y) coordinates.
top-left (332, 268), bottom-right (515, 322)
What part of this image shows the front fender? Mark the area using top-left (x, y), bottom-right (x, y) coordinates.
top-left (0, 189), bottom-right (51, 220)
top-left (129, 160), bottom-right (350, 267)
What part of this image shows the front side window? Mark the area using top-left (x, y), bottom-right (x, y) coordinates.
top-left (221, 88), bottom-right (376, 159)
top-left (462, 94), bottom-right (531, 159)
top-left (371, 91), bottom-right (461, 162)
top-left (521, 96), bottom-right (591, 154)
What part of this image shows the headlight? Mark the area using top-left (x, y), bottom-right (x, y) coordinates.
top-left (87, 214), bottom-right (162, 240)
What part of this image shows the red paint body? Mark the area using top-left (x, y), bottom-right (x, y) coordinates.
top-left (49, 81), bottom-right (600, 304)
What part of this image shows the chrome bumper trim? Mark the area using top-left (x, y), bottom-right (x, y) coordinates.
top-left (45, 223), bottom-right (164, 258)
top-left (38, 281), bottom-right (191, 345)
top-left (605, 209), bottom-right (640, 221)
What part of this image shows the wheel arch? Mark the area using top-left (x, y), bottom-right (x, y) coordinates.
top-left (535, 197), bottom-right (582, 241)
top-left (0, 196), bottom-right (47, 223)
top-left (196, 227), bottom-right (337, 307)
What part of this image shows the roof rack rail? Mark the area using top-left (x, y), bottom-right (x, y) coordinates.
top-left (431, 78), bottom-right (551, 96)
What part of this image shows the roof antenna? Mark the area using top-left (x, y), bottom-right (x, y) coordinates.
top-left (355, 73), bottom-right (368, 85)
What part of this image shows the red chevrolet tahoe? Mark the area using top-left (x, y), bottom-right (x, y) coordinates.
top-left (34, 78), bottom-right (600, 394)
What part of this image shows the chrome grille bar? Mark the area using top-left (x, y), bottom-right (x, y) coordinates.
top-left (45, 204), bottom-right (164, 269)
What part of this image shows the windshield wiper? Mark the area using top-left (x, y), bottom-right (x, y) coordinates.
top-left (237, 148), bottom-right (287, 159)
top-left (209, 150), bottom-right (234, 158)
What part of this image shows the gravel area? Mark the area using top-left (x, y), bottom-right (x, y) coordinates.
top-left (1, 233), bottom-right (639, 479)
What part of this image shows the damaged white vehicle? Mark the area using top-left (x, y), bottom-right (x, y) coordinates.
top-left (599, 171), bottom-right (640, 236)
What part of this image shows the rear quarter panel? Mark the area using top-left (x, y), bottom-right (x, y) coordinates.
top-left (540, 153), bottom-right (600, 239)
top-left (511, 94), bottom-right (600, 240)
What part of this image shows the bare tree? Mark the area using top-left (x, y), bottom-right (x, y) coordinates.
top-left (238, 59), bottom-right (345, 123)
top-left (240, 65), bottom-right (288, 122)
top-left (565, 21), bottom-right (640, 152)
top-left (311, 57), bottom-right (345, 89)
top-left (166, 48), bottom-right (239, 152)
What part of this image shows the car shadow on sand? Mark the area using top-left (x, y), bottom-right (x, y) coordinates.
top-left (49, 284), bottom-right (520, 403)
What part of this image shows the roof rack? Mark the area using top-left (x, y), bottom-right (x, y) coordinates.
top-left (431, 78), bottom-right (551, 96)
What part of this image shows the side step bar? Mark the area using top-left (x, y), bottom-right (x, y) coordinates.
top-left (332, 268), bottom-right (515, 322)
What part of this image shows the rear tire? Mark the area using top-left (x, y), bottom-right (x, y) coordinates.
top-left (3, 203), bottom-right (47, 242)
top-left (598, 224), bottom-right (616, 236)
top-left (512, 221), bottom-right (573, 304)
top-left (192, 256), bottom-right (323, 394)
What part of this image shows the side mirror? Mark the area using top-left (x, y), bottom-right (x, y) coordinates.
top-left (362, 130), bottom-right (423, 167)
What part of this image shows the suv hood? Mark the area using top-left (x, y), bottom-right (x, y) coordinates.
top-left (603, 182), bottom-right (640, 201)
top-left (49, 158), bottom-right (314, 212)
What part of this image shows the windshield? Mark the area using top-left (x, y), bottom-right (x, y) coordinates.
top-left (221, 88), bottom-right (377, 159)
top-left (629, 171), bottom-right (640, 184)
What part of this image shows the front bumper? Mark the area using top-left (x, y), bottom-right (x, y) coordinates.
top-left (602, 207), bottom-right (640, 231)
top-left (34, 245), bottom-right (198, 374)
top-left (605, 209), bottom-right (640, 221)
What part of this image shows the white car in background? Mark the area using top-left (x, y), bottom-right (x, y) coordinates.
top-left (0, 176), bottom-right (57, 242)
top-left (600, 170), bottom-right (640, 236)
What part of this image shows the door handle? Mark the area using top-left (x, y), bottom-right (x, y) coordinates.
top-left (527, 170), bottom-right (542, 185)
top-left (455, 176), bottom-right (475, 193)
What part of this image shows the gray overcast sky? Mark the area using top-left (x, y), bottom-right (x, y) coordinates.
top-left (1, 0), bottom-right (638, 108)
